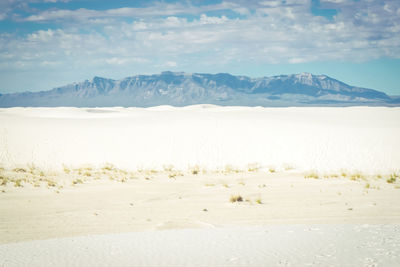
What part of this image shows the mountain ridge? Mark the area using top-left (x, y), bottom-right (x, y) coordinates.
top-left (0, 71), bottom-right (397, 107)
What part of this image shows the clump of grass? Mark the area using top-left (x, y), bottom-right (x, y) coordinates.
top-left (13, 167), bottom-right (26, 173)
top-left (247, 163), bottom-right (260, 172)
top-left (47, 180), bottom-right (56, 187)
top-left (0, 176), bottom-right (7, 186)
top-left (163, 164), bottom-right (175, 172)
top-left (222, 183), bottom-right (230, 188)
top-left (283, 164), bottom-right (294, 171)
top-left (72, 179), bottom-right (83, 185)
top-left (387, 173), bottom-right (399, 184)
top-left (304, 172), bottom-right (319, 179)
top-left (365, 183), bottom-right (370, 189)
top-left (268, 167), bottom-right (276, 173)
top-left (255, 197), bottom-right (262, 204)
top-left (350, 173), bottom-right (364, 181)
top-left (83, 171), bottom-right (92, 177)
top-left (205, 183), bottom-right (215, 187)
top-left (63, 165), bottom-right (71, 174)
top-left (102, 163), bottom-right (115, 171)
top-left (230, 195), bottom-right (243, 203)
top-left (14, 179), bottom-right (23, 187)
top-left (224, 165), bottom-right (240, 174)
top-left (190, 165), bottom-right (200, 175)
top-left (387, 177), bottom-right (396, 184)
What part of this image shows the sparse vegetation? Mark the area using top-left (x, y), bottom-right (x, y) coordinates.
top-left (190, 165), bottom-right (200, 175)
top-left (304, 172), bottom-right (319, 179)
top-left (230, 195), bottom-right (243, 203)
top-left (224, 164), bottom-right (240, 174)
top-left (14, 179), bottom-right (23, 187)
top-left (72, 179), bottom-right (83, 185)
top-left (387, 177), bottom-right (396, 184)
top-left (0, 176), bottom-right (7, 186)
top-left (268, 167), bottom-right (276, 173)
top-left (247, 163), bottom-right (260, 172)
top-left (350, 173), bottom-right (364, 181)
top-left (13, 168), bottom-right (26, 173)
top-left (255, 197), bottom-right (262, 204)
top-left (387, 173), bottom-right (399, 184)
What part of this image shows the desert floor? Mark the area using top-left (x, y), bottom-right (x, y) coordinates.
top-left (1, 169), bottom-right (400, 244)
top-left (1, 106), bottom-right (399, 266)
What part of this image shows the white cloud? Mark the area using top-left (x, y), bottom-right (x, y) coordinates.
top-left (1, 0), bottom-right (399, 81)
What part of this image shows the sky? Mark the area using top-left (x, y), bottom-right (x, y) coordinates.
top-left (0, 0), bottom-right (399, 95)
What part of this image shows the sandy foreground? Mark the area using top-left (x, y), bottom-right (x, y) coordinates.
top-left (0, 106), bottom-right (400, 266)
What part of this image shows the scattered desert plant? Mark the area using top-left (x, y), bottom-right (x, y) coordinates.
top-left (387, 177), bottom-right (396, 184)
top-left (224, 164), bottom-right (240, 174)
top-left (255, 197), bottom-right (262, 204)
top-left (102, 163), bottom-right (115, 171)
top-left (230, 195), bottom-right (243, 203)
top-left (13, 167), bottom-right (27, 173)
top-left (283, 164), bottom-right (294, 171)
top-left (190, 165), bottom-right (200, 175)
top-left (204, 183), bottom-right (215, 187)
top-left (163, 164), bottom-right (175, 172)
top-left (304, 172), bottom-right (319, 179)
top-left (47, 180), bottom-right (56, 187)
top-left (14, 179), bottom-right (23, 187)
top-left (222, 183), bottom-right (230, 188)
top-left (247, 163), bottom-right (260, 172)
top-left (268, 167), bottom-right (276, 173)
top-left (72, 179), bottom-right (83, 185)
top-left (365, 183), bottom-right (370, 189)
top-left (350, 173), bottom-right (364, 181)
top-left (0, 176), bottom-right (7, 186)
top-left (63, 165), bottom-right (71, 174)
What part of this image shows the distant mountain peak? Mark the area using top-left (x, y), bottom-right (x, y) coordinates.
top-left (0, 72), bottom-right (395, 107)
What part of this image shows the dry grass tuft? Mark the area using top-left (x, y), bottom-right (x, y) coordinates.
top-left (304, 172), bottom-right (319, 179)
top-left (72, 179), bottom-right (83, 185)
top-left (230, 195), bottom-right (243, 203)
top-left (247, 163), bottom-right (260, 172)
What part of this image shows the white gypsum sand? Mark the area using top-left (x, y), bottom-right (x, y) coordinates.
top-left (0, 106), bottom-right (399, 266)
top-left (0, 106), bottom-right (399, 173)
top-left (1, 224), bottom-right (400, 267)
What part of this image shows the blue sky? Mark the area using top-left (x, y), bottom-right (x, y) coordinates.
top-left (0, 0), bottom-right (399, 95)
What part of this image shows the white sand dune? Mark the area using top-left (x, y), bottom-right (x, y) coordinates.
top-left (1, 106), bottom-right (399, 173)
top-left (1, 106), bottom-right (399, 266)
top-left (1, 224), bottom-right (400, 267)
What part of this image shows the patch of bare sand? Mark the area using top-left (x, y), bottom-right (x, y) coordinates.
top-left (1, 171), bottom-right (399, 244)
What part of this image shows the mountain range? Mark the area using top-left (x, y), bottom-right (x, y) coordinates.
top-left (0, 71), bottom-right (399, 107)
